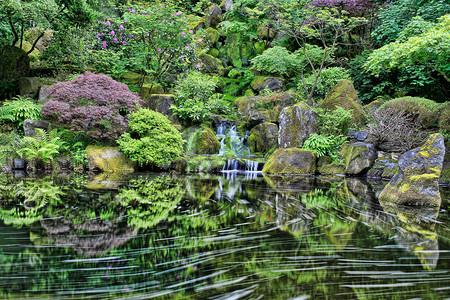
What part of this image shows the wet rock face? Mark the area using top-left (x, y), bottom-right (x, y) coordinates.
top-left (340, 142), bottom-right (377, 175)
top-left (278, 102), bottom-right (318, 148)
top-left (145, 94), bottom-right (175, 120)
top-left (379, 133), bottom-right (445, 206)
top-left (248, 122), bottom-right (278, 154)
top-left (250, 76), bottom-right (284, 93)
top-left (23, 119), bottom-right (51, 137)
top-left (262, 148), bottom-right (316, 175)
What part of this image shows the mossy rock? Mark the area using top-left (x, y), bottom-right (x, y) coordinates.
top-left (139, 83), bottom-right (164, 100)
top-left (340, 142), bottom-right (377, 175)
top-left (205, 4), bottom-right (223, 28)
top-left (186, 155), bottom-right (227, 173)
top-left (235, 96), bottom-right (257, 116)
top-left (0, 46), bottom-right (30, 82)
top-left (198, 52), bottom-right (225, 76)
top-left (196, 127), bottom-right (221, 154)
top-left (363, 98), bottom-right (387, 115)
top-left (278, 101), bottom-right (318, 148)
top-left (245, 89), bottom-right (255, 97)
top-left (439, 102), bottom-right (450, 133)
top-left (205, 27), bottom-right (220, 44)
top-left (241, 41), bottom-right (255, 60)
top-left (262, 148), bottom-right (317, 174)
top-left (379, 133), bottom-right (445, 206)
top-left (86, 146), bottom-right (135, 173)
top-left (321, 79), bottom-right (366, 126)
top-left (120, 72), bottom-right (153, 84)
top-left (248, 122), bottom-right (278, 154)
top-left (226, 34), bottom-right (242, 68)
top-left (19, 77), bottom-right (41, 98)
top-left (209, 48), bottom-right (219, 57)
top-left (316, 156), bottom-right (345, 175)
top-left (257, 25), bottom-right (276, 40)
top-left (248, 109), bottom-right (279, 128)
top-left (145, 94), bottom-right (175, 120)
top-left (250, 76), bottom-right (284, 93)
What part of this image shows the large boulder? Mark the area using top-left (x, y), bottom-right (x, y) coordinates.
top-left (367, 151), bottom-right (400, 180)
top-left (340, 142), bottom-right (377, 175)
top-left (205, 4), bottom-right (223, 28)
top-left (205, 27), bottom-right (220, 44)
top-left (19, 77), bottom-right (41, 98)
top-left (86, 146), bottom-right (135, 173)
top-left (145, 94), bottom-right (175, 120)
top-left (316, 156), bottom-right (345, 175)
top-left (321, 79), bottom-right (366, 126)
top-left (198, 52), bottom-right (225, 76)
top-left (23, 119), bottom-right (52, 137)
top-left (247, 110), bottom-right (279, 128)
top-left (250, 76), bottom-right (284, 93)
top-left (196, 127), bottom-right (221, 155)
top-left (278, 102), bottom-right (318, 148)
top-left (139, 83), bottom-right (164, 100)
top-left (0, 46), bottom-right (30, 83)
top-left (248, 122), bottom-right (278, 154)
top-left (262, 148), bottom-right (316, 174)
top-left (379, 133), bottom-right (445, 206)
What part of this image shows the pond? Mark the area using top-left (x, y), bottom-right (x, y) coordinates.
top-left (0, 172), bottom-right (449, 299)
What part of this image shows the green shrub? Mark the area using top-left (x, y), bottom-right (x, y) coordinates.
top-left (380, 96), bottom-right (441, 128)
top-left (250, 46), bottom-right (300, 77)
top-left (117, 109), bottom-right (184, 168)
top-left (297, 67), bottom-right (350, 101)
top-left (315, 106), bottom-right (353, 136)
top-left (302, 133), bottom-right (346, 162)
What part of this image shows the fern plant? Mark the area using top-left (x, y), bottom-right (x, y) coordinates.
top-left (0, 132), bottom-right (26, 166)
top-left (302, 133), bottom-right (346, 162)
top-left (0, 96), bottom-right (42, 129)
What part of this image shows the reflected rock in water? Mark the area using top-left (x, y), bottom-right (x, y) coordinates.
top-left (381, 203), bottom-right (440, 270)
top-left (344, 178), bottom-right (377, 203)
top-left (263, 175), bottom-right (315, 196)
top-left (185, 175), bottom-right (219, 201)
top-left (38, 217), bottom-right (137, 256)
top-left (86, 172), bottom-right (131, 190)
top-left (273, 193), bottom-right (312, 237)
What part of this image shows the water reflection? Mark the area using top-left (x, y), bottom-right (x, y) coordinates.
top-left (0, 172), bottom-right (448, 299)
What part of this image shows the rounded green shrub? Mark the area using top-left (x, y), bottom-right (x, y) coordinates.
top-left (379, 96), bottom-right (441, 128)
top-left (117, 109), bottom-right (184, 168)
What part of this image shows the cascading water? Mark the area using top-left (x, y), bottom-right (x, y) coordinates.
top-left (215, 121), bottom-right (264, 178)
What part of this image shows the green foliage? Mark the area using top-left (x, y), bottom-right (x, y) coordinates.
top-left (89, 50), bottom-right (126, 78)
top-left (255, 89), bottom-right (284, 109)
top-left (0, 132), bottom-right (25, 165)
top-left (365, 15), bottom-right (450, 85)
top-left (380, 96), bottom-right (442, 129)
top-left (297, 67), bottom-right (350, 101)
top-left (302, 133), bottom-right (346, 162)
top-left (315, 106), bottom-right (353, 136)
top-left (372, 0), bottom-right (450, 46)
top-left (250, 46), bottom-right (300, 76)
top-left (18, 128), bottom-right (64, 167)
top-left (172, 71), bottom-right (233, 122)
top-left (0, 96), bottom-right (42, 129)
top-left (117, 109), bottom-right (184, 168)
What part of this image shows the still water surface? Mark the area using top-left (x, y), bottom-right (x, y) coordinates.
top-left (0, 172), bottom-right (449, 299)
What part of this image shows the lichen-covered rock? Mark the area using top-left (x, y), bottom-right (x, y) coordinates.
top-left (198, 52), bottom-right (225, 75)
top-left (278, 102), bottom-right (318, 148)
top-left (196, 128), bottom-right (221, 154)
top-left (248, 122), bottom-right (278, 154)
top-left (86, 146), bottom-right (135, 173)
top-left (235, 96), bottom-right (257, 117)
top-left (205, 4), bottom-right (223, 28)
top-left (205, 27), bottom-right (220, 44)
top-left (316, 156), bottom-right (345, 175)
top-left (186, 155), bottom-right (227, 173)
top-left (367, 151), bottom-right (399, 180)
top-left (146, 94), bottom-right (175, 120)
top-left (379, 133), bottom-right (445, 206)
top-left (363, 98), bottom-right (386, 115)
top-left (0, 46), bottom-right (30, 83)
top-left (251, 76), bottom-right (284, 93)
top-left (321, 79), bottom-right (366, 126)
top-left (340, 142), bottom-right (377, 175)
top-left (23, 119), bottom-right (52, 137)
top-left (226, 34), bottom-right (242, 68)
top-left (19, 77), bottom-right (41, 98)
top-left (262, 148), bottom-right (316, 174)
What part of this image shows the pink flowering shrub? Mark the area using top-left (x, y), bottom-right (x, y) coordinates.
top-left (41, 72), bottom-right (144, 142)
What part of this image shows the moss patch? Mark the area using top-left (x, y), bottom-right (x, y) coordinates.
top-left (196, 128), bottom-right (221, 155)
top-left (86, 146), bottom-right (135, 173)
top-left (186, 155), bottom-right (227, 173)
top-left (262, 148), bottom-right (317, 174)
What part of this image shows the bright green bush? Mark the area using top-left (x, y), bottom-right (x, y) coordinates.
top-left (315, 106), bottom-right (354, 136)
top-left (380, 96), bottom-right (441, 128)
top-left (297, 67), bottom-right (350, 101)
top-left (250, 46), bottom-right (300, 77)
top-left (302, 133), bottom-right (346, 162)
top-left (117, 109), bottom-right (184, 168)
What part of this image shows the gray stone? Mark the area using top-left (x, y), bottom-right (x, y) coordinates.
top-left (220, 0), bottom-right (233, 11)
top-left (19, 77), bottom-right (40, 98)
top-left (23, 119), bottom-right (51, 137)
top-left (348, 131), bottom-right (368, 141)
top-left (251, 76), bottom-right (284, 93)
top-left (38, 85), bottom-right (51, 103)
top-left (379, 133), bottom-right (445, 206)
top-left (341, 142), bottom-right (377, 175)
top-left (205, 4), bottom-right (223, 28)
top-left (367, 151), bottom-right (399, 179)
top-left (146, 94), bottom-right (175, 120)
top-left (278, 102), bottom-right (318, 148)
top-left (12, 158), bottom-right (26, 170)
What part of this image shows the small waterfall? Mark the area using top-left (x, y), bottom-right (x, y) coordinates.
top-left (217, 124), bottom-right (251, 157)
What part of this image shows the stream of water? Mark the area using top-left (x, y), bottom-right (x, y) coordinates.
top-left (0, 172), bottom-right (449, 299)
